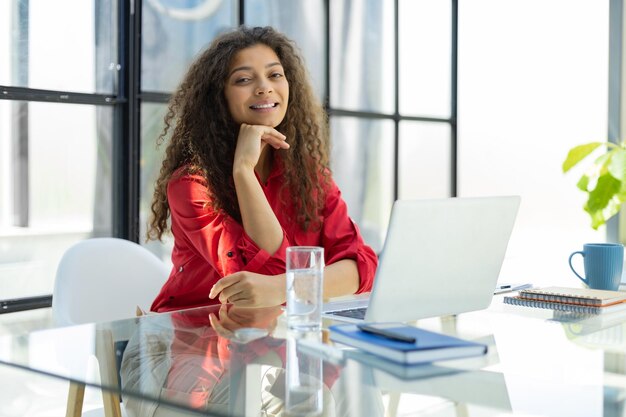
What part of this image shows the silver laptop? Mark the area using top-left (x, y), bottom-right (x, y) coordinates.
top-left (323, 196), bottom-right (521, 322)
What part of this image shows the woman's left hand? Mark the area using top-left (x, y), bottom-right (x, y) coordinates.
top-left (208, 271), bottom-right (286, 307)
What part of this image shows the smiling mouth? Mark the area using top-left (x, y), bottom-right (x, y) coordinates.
top-left (249, 103), bottom-right (278, 109)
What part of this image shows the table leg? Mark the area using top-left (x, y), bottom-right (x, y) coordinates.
top-left (66, 381), bottom-right (85, 417)
top-left (96, 329), bottom-right (122, 417)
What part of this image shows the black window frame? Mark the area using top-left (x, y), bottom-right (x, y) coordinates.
top-left (0, 0), bottom-right (458, 313)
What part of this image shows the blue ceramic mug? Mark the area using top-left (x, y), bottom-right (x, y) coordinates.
top-left (569, 243), bottom-right (624, 291)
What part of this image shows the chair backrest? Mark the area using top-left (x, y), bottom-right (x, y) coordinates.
top-left (53, 238), bottom-right (170, 326)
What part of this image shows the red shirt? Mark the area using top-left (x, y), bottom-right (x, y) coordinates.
top-left (151, 158), bottom-right (378, 313)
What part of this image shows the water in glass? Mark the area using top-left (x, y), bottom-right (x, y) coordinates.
top-left (286, 267), bottom-right (322, 330)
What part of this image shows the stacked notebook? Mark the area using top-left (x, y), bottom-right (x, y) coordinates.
top-left (504, 286), bottom-right (626, 314)
top-left (329, 323), bottom-right (487, 365)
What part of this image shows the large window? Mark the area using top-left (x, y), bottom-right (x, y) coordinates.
top-left (1, 0), bottom-right (118, 311)
top-left (0, 0), bottom-right (614, 312)
top-left (328, 0), bottom-right (455, 251)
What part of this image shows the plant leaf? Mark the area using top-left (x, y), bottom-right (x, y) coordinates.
top-left (563, 142), bottom-right (604, 173)
top-left (595, 150), bottom-right (615, 175)
top-left (588, 207), bottom-right (605, 230)
top-left (609, 149), bottom-right (626, 180)
top-left (595, 197), bottom-right (623, 230)
top-left (586, 173), bottom-right (621, 211)
top-left (618, 179), bottom-right (626, 196)
top-left (577, 174), bottom-right (590, 191)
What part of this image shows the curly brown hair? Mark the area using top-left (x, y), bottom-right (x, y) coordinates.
top-left (147, 26), bottom-right (330, 241)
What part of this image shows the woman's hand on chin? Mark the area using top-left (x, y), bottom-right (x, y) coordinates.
top-left (233, 123), bottom-right (289, 172)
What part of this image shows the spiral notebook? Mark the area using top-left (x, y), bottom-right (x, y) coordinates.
top-left (503, 295), bottom-right (626, 314)
top-left (517, 286), bottom-right (626, 307)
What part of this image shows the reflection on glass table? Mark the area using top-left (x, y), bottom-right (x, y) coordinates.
top-left (5, 297), bottom-right (626, 416)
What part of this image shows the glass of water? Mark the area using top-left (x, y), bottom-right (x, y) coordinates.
top-left (286, 246), bottom-right (324, 331)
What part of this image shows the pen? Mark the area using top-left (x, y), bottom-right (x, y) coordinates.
top-left (494, 283), bottom-right (532, 294)
top-left (357, 324), bottom-right (417, 343)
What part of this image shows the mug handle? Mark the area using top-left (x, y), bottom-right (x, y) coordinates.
top-left (568, 251), bottom-right (588, 285)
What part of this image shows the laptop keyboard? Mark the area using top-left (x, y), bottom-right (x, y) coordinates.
top-left (330, 307), bottom-right (367, 320)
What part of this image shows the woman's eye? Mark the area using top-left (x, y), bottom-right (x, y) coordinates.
top-left (270, 72), bottom-right (283, 79)
top-left (235, 77), bottom-right (251, 84)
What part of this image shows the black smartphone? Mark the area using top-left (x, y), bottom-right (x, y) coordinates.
top-left (357, 323), bottom-right (417, 343)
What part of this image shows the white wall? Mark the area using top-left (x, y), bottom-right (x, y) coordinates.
top-left (459, 0), bottom-right (609, 287)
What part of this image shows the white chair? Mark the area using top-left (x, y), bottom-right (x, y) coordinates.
top-left (53, 237), bottom-right (170, 417)
top-left (53, 237), bottom-right (170, 326)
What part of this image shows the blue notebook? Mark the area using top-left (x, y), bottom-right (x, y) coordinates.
top-left (329, 323), bottom-right (487, 365)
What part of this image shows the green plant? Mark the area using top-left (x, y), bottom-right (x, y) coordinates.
top-left (563, 141), bottom-right (626, 229)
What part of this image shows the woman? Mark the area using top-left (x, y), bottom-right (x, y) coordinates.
top-left (147, 26), bottom-right (377, 313)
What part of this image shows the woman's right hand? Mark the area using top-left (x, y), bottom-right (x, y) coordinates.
top-left (233, 123), bottom-right (289, 171)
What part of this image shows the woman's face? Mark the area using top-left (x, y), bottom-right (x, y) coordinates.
top-left (224, 44), bottom-right (289, 128)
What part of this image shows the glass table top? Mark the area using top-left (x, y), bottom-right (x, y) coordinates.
top-left (2, 296), bottom-right (626, 417)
